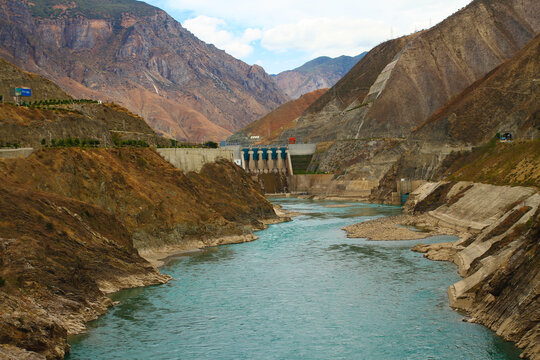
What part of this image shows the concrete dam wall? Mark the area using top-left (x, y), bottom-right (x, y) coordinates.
top-left (156, 148), bottom-right (235, 173)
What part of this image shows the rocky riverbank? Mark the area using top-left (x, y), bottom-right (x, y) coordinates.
top-left (345, 181), bottom-right (540, 359)
top-left (0, 149), bottom-right (282, 359)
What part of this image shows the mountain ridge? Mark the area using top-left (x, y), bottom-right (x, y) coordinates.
top-left (279, 0), bottom-right (539, 143)
top-left (273, 53), bottom-right (366, 99)
top-left (0, 0), bottom-right (288, 142)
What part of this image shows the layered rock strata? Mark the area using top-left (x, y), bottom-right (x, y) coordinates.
top-left (347, 181), bottom-right (540, 359)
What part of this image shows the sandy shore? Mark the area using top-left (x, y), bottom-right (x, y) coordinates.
top-left (343, 214), bottom-right (472, 262)
top-left (343, 214), bottom-right (470, 241)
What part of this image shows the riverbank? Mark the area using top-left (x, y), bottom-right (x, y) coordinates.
top-left (140, 205), bottom-right (293, 267)
top-left (66, 198), bottom-right (520, 359)
top-left (0, 151), bottom-right (286, 359)
top-left (344, 181), bottom-right (540, 359)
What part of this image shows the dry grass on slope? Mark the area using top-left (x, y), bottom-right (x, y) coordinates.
top-left (443, 139), bottom-right (540, 187)
top-left (0, 148), bottom-right (276, 249)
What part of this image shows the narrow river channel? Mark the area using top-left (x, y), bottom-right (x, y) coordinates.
top-left (67, 199), bottom-right (520, 359)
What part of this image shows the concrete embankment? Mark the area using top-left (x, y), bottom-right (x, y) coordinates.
top-left (289, 174), bottom-right (379, 201)
top-left (156, 147), bottom-right (234, 172)
top-left (0, 148), bottom-right (34, 159)
top-left (345, 181), bottom-right (540, 359)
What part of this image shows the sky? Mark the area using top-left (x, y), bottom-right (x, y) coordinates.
top-left (143, 0), bottom-right (472, 74)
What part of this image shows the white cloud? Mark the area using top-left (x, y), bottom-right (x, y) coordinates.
top-left (150, 0), bottom-right (472, 71)
top-left (261, 17), bottom-right (389, 57)
top-left (164, 0), bottom-right (471, 33)
top-left (183, 15), bottom-right (262, 58)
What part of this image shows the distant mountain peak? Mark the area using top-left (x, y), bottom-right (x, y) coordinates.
top-left (274, 53), bottom-right (367, 99)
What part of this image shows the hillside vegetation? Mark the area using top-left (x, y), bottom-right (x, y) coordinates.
top-left (443, 139), bottom-right (540, 187)
top-left (28, 0), bottom-right (156, 18)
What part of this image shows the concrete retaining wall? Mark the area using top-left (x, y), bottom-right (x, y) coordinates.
top-left (287, 143), bottom-right (317, 155)
top-left (0, 148), bottom-right (34, 159)
top-left (156, 148), bottom-right (234, 173)
top-left (289, 174), bottom-right (380, 200)
top-left (289, 174), bottom-right (334, 194)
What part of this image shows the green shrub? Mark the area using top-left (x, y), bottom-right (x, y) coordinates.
top-left (0, 276), bottom-right (5, 287)
top-left (203, 141), bottom-right (218, 148)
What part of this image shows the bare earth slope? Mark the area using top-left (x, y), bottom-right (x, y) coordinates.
top-left (281, 0), bottom-right (539, 143)
top-left (274, 54), bottom-right (365, 99)
top-left (0, 148), bottom-right (279, 358)
top-left (0, 0), bottom-right (287, 142)
top-left (0, 57), bottom-right (70, 102)
top-left (232, 88), bottom-right (327, 144)
top-left (0, 184), bottom-right (170, 359)
top-left (0, 55), bottom-right (170, 148)
top-left (0, 149), bottom-right (277, 251)
top-left (412, 33), bottom-right (540, 145)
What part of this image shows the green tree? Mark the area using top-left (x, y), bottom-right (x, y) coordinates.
top-left (203, 141), bottom-right (218, 148)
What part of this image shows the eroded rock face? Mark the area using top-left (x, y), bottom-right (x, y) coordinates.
top-left (0, 185), bottom-right (170, 359)
top-left (282, 0), bottom-right (539, 143)
top-left (405, 182), bottom-right (540, 359)
top-left (0, 0), bottom-right (287, 142)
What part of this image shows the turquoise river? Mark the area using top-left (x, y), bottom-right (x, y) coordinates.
top-left (67, 199), bottom-right (520, 359)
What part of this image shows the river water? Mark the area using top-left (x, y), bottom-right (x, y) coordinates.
top-left (67, 199), bottom-right (520, 359)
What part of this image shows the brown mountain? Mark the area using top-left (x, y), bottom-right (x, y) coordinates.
top-left (0, 0), bottom-right (287, 142)
top-left (412, 32), bottom-right (540, 145)
top-left (274, 54), bottom-right (365, 99)
top-left (229, 88), bottom-right (327, 144)
top-left (280, 0), bottom-right (539, 143)
top-left (368, 34), bottom-right (540, 203)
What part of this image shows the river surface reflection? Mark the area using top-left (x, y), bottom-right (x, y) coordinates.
top-left (67, 199), bottom-right (520, 359)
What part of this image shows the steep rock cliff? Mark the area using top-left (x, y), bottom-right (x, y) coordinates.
top-left (0, 0), bottom-right (287, 142)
